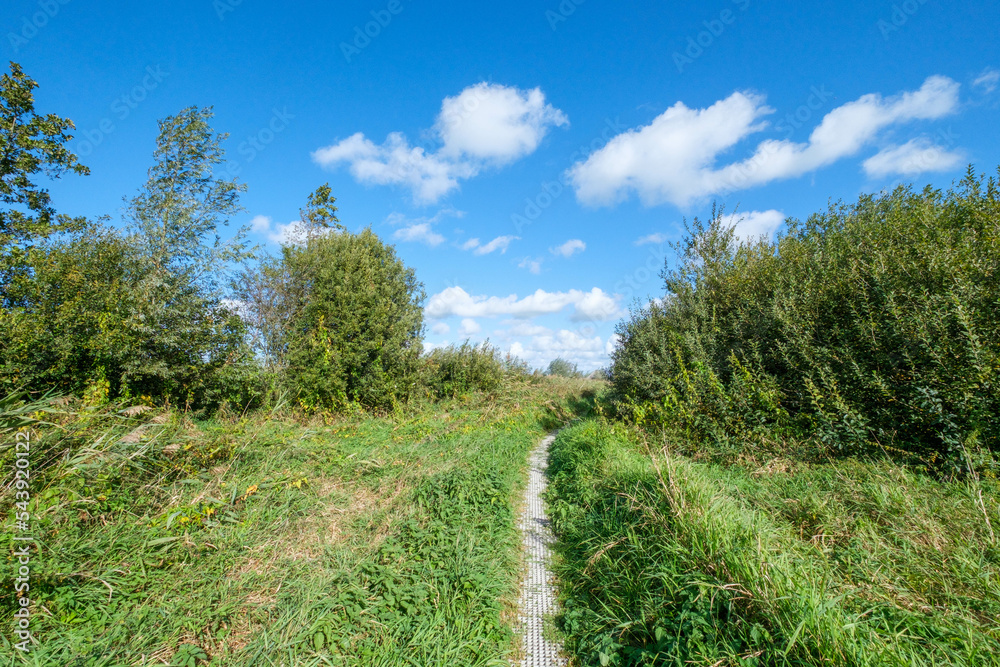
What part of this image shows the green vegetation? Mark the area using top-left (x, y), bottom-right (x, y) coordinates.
top-left (547, 178), bottom-right (1000, 666)
top-left (283, 228), bottom-right (426, 413)
top-left (611, 177), bottom-right (1000, 474)
top-left (0, 379), bottom-right (591, 665)
top-left (547, 420), bottom-right (1000, 666)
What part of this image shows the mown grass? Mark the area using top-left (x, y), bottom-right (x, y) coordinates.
top-left (0, 378), bottom-right (594, 666)
top-left (546, 417), bottom-right (1000, 666)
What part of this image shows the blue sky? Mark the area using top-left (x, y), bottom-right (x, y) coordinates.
top-left (6, 0), bottom-right (999, 371)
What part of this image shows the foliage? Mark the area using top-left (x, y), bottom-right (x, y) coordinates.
top-left (0, 61), bottom-right (88, 301)
top-left (611, 173), bottom-right (1000, 474)
top-left (125, 105), bottom-right (249, 281)
top-left (546, 420), bottom-right (1000, 666)
top-left (421, 341), bottom-right (521, 398)
top-left (283, 227), bottom-right (425, 411)
top-left (547, 357), bottom-right (580, 378)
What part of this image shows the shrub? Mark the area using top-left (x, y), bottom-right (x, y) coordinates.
top-left (283, 228), bottom-right (425, 411)
top-left (422, 341), bottom-right (509, 398)
top-left (611, 171), bottom-right (1000, 473)
top-left (0, 226), bottom-right (257, 411)
top-left (547, 357), bottom-right (579, 377)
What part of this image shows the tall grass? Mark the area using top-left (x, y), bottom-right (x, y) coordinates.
top-left (546, 420), bottom-right (1000, 666)
top-left (0, 380), bottom-right (583, 665)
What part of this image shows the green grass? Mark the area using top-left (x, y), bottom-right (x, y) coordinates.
top-left (546, 418), bottom-right (1000, 666)
top-left (0, 379), bottom-right (593, 665)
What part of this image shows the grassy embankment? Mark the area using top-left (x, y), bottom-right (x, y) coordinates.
top-left (547, 416), bottom-right (1000, 666)
top-left (0, 379), bottom-right (590, 666)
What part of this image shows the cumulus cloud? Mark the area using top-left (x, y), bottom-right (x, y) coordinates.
top-left (508, 330), bottom-right (608, 371)
top-left (635, 233), bottom-right (668, 246)
top-left (250, 215), bottom-right (272, 234)
top-left (569, 76), bottom-right (961, 207)
top-left (313, 83), bottom-right (567, 204)
top-left (436, 82), bottom-right (568, 163)
top-left (465, 235), bottom-right (519, 256)
top-left (387, 209), bottom-right (463, 247)
top-left (518, 257), bottom-right (543, 274)
top-left (551, 239), bottom-right (586, 258)
top-left (723, 210), bottom-right (786, 243)
top-left (862, 138), bottom-right (964, 177)
top-left (425, 286), bottom-right (620, 321)
top-left (458, 318), bottom-right (481, 336)
top-left (392, 222), bottom-right (445, 246)
top-left (974, 68), bottom-right (999, 94)
top-left (431, 322), bottom-right (450, 336)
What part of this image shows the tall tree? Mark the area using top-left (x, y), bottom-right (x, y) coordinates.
top-left (125, 105), bottom-right (249, 284)
top-left (0, 61), bottom-right (88, 300)
top-left (117, 106), bottom-right (253, 407)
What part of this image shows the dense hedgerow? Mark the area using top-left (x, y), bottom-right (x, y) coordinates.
top-left (611, 171), bottom-right (1000, 474)
top-left (421, 342), bottom-right (513, 398)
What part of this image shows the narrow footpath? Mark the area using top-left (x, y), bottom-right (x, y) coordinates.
top-left (515, 433), bottom-right (566, 666)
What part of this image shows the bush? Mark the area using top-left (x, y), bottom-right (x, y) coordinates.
top-left (0, 226), bottom-right (256, 411)
top-left (422, 342), bottom-right (509, 398)
top-left (547, 357), bottom-right (579, 377)
top-left (283, 228), bottom-right (425, 411)
top-left (611, 171), bottom-right (1000, 473)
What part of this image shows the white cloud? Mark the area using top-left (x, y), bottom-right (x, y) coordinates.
top-left (862, 138), bottom-right (964, 177)
top-left (551, 239), bottom-right (586, 258)
top-left (571, 287), bottom-right (620, 322)
top-left (436, 82), bottom-right (568, 163)
top-left (722, 210), bottom-right (786, 243)
top-left (312, 132), bottom-right (467, 204)
top-left (249, 215), bottom-right (320, 245)
top-left (635, 233), bottom-right (668, 246)
top-left (471, 235), bottom-right (519, 256)
top-left (605, 334), bottom-right (620, 355)
top-left (974, 68), bottom-right (999, 94)
top-left (508, 330), bottom-right (609, 372)
top-left (569, 76), bottom-right (961, 207)
top-left (461, 238), bottom-right (481, 251)
top-left (425, 286), bottom-right (620, 321)
top-left (458, 318), bottom-right (481, 336)
top-left (518, 257), bottom-right (543, 274)
top-left (250, 215), bottom-right (272, 233)
top-left (393, 222), bottom-right (446, 246)
top-left (502, 321), bottom-right (551, 337)
top-left (431, 322), bottom-right (450, 336)
top-left (387, 209), bottom-right (462, 247)
top-left (313, 83), bottom-right (567, 204)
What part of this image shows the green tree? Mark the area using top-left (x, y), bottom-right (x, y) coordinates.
top-left (547, 357), bottom-right (579, 377)
top-left (125, 106), bottom-right (249, 281)
top-left (0, 61), bottom-right (88, 301)
top-left (117, 106), bottom-right (254, 408)
top-left (283, 227), bottom-right (425, 411)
